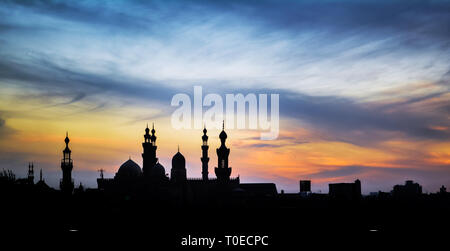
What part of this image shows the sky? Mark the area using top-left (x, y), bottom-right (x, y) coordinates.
top-left (0, 0), bottom-right (449, 193)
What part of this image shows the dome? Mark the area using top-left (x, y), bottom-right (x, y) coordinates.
top-left (64, 132), bottom-right (70, 144)
top-left (172, 151), bottom-right (185, 169)
top-left (116, 159), bottom-right (142, 178)
top-left (153, 162), bottom-right (166, 177)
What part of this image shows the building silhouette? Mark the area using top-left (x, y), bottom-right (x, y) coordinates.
top-left (300, 180), bottom-right (311, 193)
top-left (392, 180), bottom-right (422, 199)
top-left (329, 179), bottom-right (361, 200)
top-left (60, 132), bottom-right (74, 194)
top-left (171, 146), bottom-right (187, 183)
top-left (27, 162), bottom-right (34, 184)
top-left (95, 123), bottom-right (277, 202)
top-left (201, 126), bottom-right (209, 181)
top-left (35, 169), bottom-right (51, 191)
top-left (215, 121), bottom-right (232, 182)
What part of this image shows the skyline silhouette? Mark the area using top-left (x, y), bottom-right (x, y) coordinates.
top-left (1, 124), bottom-right (449, 246)
top-left (2, 124), bottom-right (448, 197)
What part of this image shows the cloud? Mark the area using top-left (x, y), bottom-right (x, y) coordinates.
top-left (0, 115), bottom-right (16, 139)
top-left (309, 165), bottom-right (366, 179)
top-left (1, 49), bottom-right (448, 146)
top-left (1, 0), bottom-right (449, 97)
top-left (0, 54), bottom-right (180, 107)
top-left (279, 89), bottom-right (450, 143)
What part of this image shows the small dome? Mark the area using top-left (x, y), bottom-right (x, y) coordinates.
top-left (116, 159), bottom-right (142, 178)
top-left (154, 162), bottom-right (166, 177)
top-left (219, 130), bottom-right (227, 140)
top-left (172, 151), bottom-right (185, 169)
top-left (202, 128), bottom-right (208, 142)
top-left (151, 124), bottom-right (156, 134)
top-left (64, 132), bottom-right (70, 144)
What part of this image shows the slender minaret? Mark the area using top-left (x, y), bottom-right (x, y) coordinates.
top-left (215, 121), bottom-right (232, 181)
top-left (142, 123), bottom-right (158, 177)
top-left (201, 126), bottom-right (209, 181)
top-left (60, 132), bottom-right (74, 194)
top-left (39, 169), bottom-right (43, 182)
top-left (27, 162), bottom-right (34, 184)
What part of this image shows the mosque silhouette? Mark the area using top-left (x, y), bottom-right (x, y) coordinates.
top-left (58, 122), bottom-right (277, 203)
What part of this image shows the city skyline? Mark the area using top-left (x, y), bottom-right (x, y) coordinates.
top-left (0, 0), bottom-right (449, 193)
top-left (5, 124), bottom-right (447, 195)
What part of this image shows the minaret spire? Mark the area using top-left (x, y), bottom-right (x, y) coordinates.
top-left (215, 124), bottom-right (231, 181)
top-left (142, 123), bottom-right (158, 177)
top-left (201, 127), bottom-right (209, 181)
top-left (61, 132), bottom-right (74, 194)
top-left (28, 162), bottom-right (34, 184)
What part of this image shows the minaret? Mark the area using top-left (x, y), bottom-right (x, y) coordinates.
top-left (201, 126), bottom-right (209, 181)
top-left (142, 123), bottom-right (158, 177)
top-left (215, 121), bottom-right (232, 181)
top-left (27, 162), bottom-right (34, 184)
top-left (39, 169), bottom-right (43, 182)
top-left (60, 132), bottom-right (74, 194)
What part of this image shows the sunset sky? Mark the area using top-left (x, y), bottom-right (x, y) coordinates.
top-left (0, 0), bottom-right (449, 193)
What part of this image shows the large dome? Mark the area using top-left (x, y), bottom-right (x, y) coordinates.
top-left (115, 159), bottom-right (142, 178)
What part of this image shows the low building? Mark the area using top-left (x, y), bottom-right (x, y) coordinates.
top-left (329, 179), bottom-right (361, 200)
top-left (392, 180), bottom-right (422, 199)
top-left (300, 180), bottom-right (311, 193)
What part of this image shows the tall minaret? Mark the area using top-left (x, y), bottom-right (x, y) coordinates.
top-left (215, 121), bottom-right (231, 181)
top-left (201, 126), bottom-right (209, 181)
top-left (142, 123), bottom-right (158, 177)
top-left (27, 162), bottom-right (34, 184)
top-left (60, 132), bottom-right (74, 194)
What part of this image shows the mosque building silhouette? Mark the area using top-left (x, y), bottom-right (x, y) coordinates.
top-left (64, 122), bottom-right (279, 201)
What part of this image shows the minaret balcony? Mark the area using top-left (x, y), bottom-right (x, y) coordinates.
top-left (61, 159), bottom-right (73, 164)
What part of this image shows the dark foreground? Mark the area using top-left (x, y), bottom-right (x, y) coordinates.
top-left (1, 189), bottom-right (450, 249)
